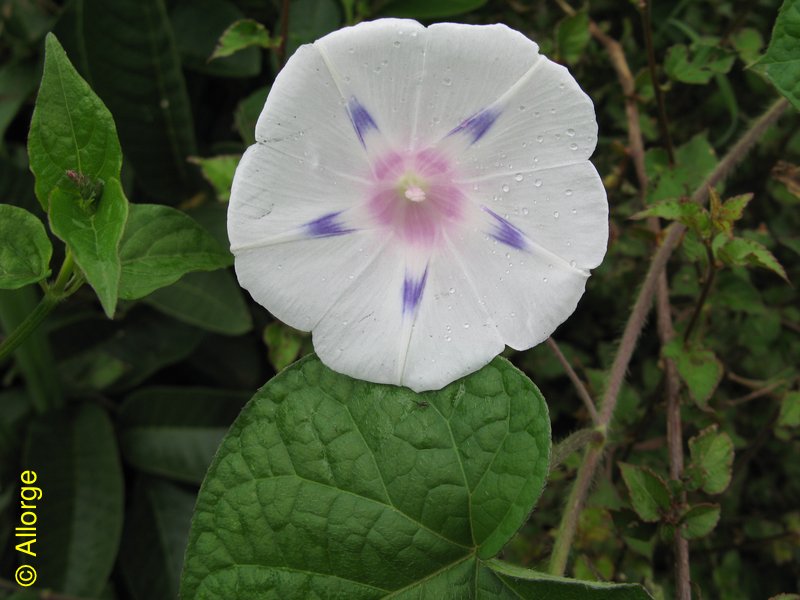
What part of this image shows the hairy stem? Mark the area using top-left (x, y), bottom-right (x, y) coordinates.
top-left (547, 337), bottom-right (599, 424)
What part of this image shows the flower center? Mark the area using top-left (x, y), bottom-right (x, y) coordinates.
top-left (367, 149), bottom-right (466, 248)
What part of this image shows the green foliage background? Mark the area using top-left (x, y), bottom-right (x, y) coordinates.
top-left (1, 0), bottom-right (799, 598)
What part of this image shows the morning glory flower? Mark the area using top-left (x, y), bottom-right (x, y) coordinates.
top-left (228, 19), bottom-right (608, 392)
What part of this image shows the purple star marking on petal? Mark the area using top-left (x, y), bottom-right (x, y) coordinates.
top-left (347, 97), bottom-right (378, 147)
top-left (483, 207), bottom-right (530, 251)
top-left (305, 211), bottom-right (356, 238)
top-left (402, 266), bottom-right (429, 316)
top-left (448, 107), bottom-right (501, 144)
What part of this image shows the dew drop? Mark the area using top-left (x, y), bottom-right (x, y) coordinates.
top-left (534, 178), bottom-right (542, 187)
top-left (567, 128), bottom-right (576, 137)
top-left (445, 335), bottom-right (452, 342)
top-left (501, 183), bottom-right (510, 193)
top-left (550, 108), bottom-right (556, 115)
top-left (522, 141), bottom-right (528, 148)
top-left (448, 287), bottom-right (455, 294)
top-left (514, 173), bottom-right (524, 182)
top-left (472, 184), bottom-right (479, 191)
top-left (442, 77), bottom-right (452, 86)
top-left (519, 105), bottom-right (526, 111)
top-left (543, 277), bottom-right (549, 283)
top-left (393, 40), bottom-right (401, 47)
top-left (505, 252), bottom-right (511, 259)
top-left (569, 260), bottom-right (577, 268)
top-left (553, 210), bottom-right (560, 219)
top-left (536, 135), bottom-right (544, 143)
top-left (565, 189), bottom-right (573, 196)
top-left (463, 323), bottom-right (470, 329)
top-left (569, 143), bottom-right (578, 151)
top-left (571, 208), bottom-right (577, 214)
top-left (522, 207), bottom-right (529, 215)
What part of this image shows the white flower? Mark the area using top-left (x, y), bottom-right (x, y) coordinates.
top-left (228, 18), bottom-right (608, 392)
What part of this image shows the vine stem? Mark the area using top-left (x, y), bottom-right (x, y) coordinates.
top-left (548, 96), bottom-right (790, 576)
top-left (0, 251), bottom-right (77, 363)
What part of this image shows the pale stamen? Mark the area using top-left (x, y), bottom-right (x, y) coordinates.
top-left (404, 185), bottom-right (427, 202)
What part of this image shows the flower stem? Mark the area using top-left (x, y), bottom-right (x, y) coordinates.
top-left (547, 96), bottom-right (790, 576)
top-left (0, 251), bottom-right (78, 363)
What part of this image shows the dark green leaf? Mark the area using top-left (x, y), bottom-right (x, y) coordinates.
top-left (144, 269), bottom-right (252, 335)
top-left (778, 391), bottom-right (800, 427)
top-left (188, 155), bottom-right (240, 202)
top-left (647, 134), bottom-right (717, 203)
top-left (118, 203), bottom-right (232, 300)
top-left (0, 60), bottom-right (39, 143)
top-left (761, 0), bottom-right (800, 110)
top-left (556, 11), bottom-right (591, 65)
top-left (49, 177), bottom-right (129, 318)
top-left (28, 34), bottom-right (122, 211)
top-left (731, 28), bottom-right (764, 65)
top-left (22, 403), bottom-right (123, 596)
top-left (631, 199), bottom-right (711, 237)
top-left (181, 355), bottom-right (553, 598)
top-left (664, 43), bottom-right (735, 84)
top-left (118, 386), bottom-right (249, 483)
top-left (379, 0), bottom-right (487, 18)
top-left (171, 0), bottom-right (261, 78)
top-left (210, 19), bottom-right (278, 60)
top-left (0, 204), bottom-right (52, 289)
top-left (686, 425), bottom-right (734, 494)
top-left (0, 287), bottom-right (62, 411)
top-left (663, 341), bottom-right (724, 409)
top-left (63, 0), bottom-right (198, 201)
top-left (234, 86), bottom-right (269, 145)
top-left (119, 477), bottom-right (198, 600)
top-left (286, 0), bottom-right (342, 58)
top-left (619, 463), bottom-right (671, 523)
top-left (680, 503), bottom-right (721, 539)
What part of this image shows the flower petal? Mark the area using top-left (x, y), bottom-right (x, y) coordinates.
top-left (253, 43), bottom-right (372, 178)
top-left (314, 18), bottom-right (428, 152)
top-left (413, 23), bottom-right (543, 148)
top-left (399, 242), bottom-right (505, 392)
top-left (466, 161), bottom-right (608, 270)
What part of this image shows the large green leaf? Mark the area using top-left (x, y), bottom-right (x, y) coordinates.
top-left (619, 463), bottom-right (671, 523)
top-left (184, 354), bottom-right (546, 597)
top-left (22, 403), bottom-right (123, 596)
top-left (761, 0), bottom-right (800, 110)
top-left (59, 0), bottom-right (198, 201)
top-left (144, 269), bottom-right (252, 335)
top-left (119, 477), bottom-right (198, 600)
top-left (118, 386), bottom-right (249, 483)
top-left (28, 33), bottom-right (122, 211)
top-left (118, 203), bottom-right (232, 300)
top-left (48, 177), bottom-right (129, 318)
top-left (0, 204), bottom-right (52, 289)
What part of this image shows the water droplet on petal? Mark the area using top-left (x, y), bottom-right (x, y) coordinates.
top-left (501, 184), bottom-right (510, 193)
top-left (522, 207), bottom-right (529, 215)
top-left (569, 260), bottom-right (577, 268)
top-left (442, 77), bottom-right (452, 86)
top-left (543, 277), bottom-right (549, 283)
top-left (565, 189), bottom-right (573, 196)
top-left (566, 128), bottom-right (576, 137)
top-left (519, 105), bottom-right (526, 111)
top-left (569, 143), bottom-right (578, 151)
top-left (463, 323), bottom-right (470, 329)
top-left (393, 40), bottom-right (401, 47)
top-left (514, 173), bottom-right (524, 182)
top-left (553, 211), bottom-right (560, 218)
top-left (534, 178), bottom-right (542, 187)
top-left (571, 208), bottom-right (577, 214)
top-left (448, 287), bottom-right (455, 294)
top-left (536, 135), bottom-right (544, 143)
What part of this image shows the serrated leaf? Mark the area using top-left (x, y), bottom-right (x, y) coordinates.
top-left (681, 503), bottom-right (721, 539)
top-left (664, 43), bottom-right (735, 84)
top-left (687, 425), bottom-right (734, 494)
top-left (711, 192), bottom-right (753, 237)
top-left (48, 177), bottom-right (128, 318)
top-left (0, 204), bottom-right (52, 289)
top-left (379, 0), bottom-right (487, 18)
top-left (181, 355), bottom-right (553, 599)
top-left (716, 237), bottom-right (789, 281)
top-left (118, 203), bottom-right (232, 300)
top-left (60, 0), bottom-right (198, 201)
top-left (761, 0), bottom-right (800, 110)
top-left (22, 403), bottom-right (123, 596)
top-left (619, 463), bottom-right (671, 523)
top-left (143, 269), bottom-right (252, 335)
top-left (647, 134), bottom-right (718, 204)
top-left (188, 155), bottom-right (240, 202)
top-left (663, 341), bottom-right (724, 409)
top-left (118, 386), bottom-right (249, 483)
top-left (210, 18), bottom-right (278, 60)
top-left (632, 199), bottom-right (711, 237)
top-left (556, 10), bottom-right (590, 65)
top-left (28, 33), bottom-right (122, 211)
top-left (778, 391), bottom-right (800, 427)
top-left (119, 477), bottom-right (197, 600)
